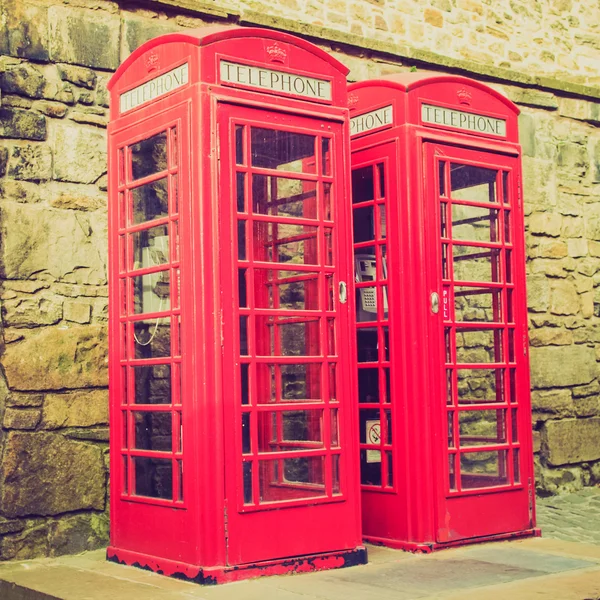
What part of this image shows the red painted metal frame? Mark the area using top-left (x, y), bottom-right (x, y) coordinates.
top-left (107, 26), bottom-right (365, 583)
top-left (348, 74), bottom-right (538, 550)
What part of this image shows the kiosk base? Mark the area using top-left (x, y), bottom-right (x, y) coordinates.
top-left (107, 545), bottom-right (368, 585)
top-left (364, 528), bottom-right (541, 553)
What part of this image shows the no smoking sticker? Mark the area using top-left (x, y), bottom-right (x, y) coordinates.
top-left (366, 420), bottom-right (381, 463)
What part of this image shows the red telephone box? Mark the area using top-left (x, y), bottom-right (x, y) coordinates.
top-left (106, 26), bottom-right (366, 583)
top-left (348, 74), bottom-right (538, 550)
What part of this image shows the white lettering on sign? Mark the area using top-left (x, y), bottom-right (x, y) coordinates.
top-left (351, 105), bottom-right (393, 136)
top-left (119, 63), bottom-right (189, 114)
top-left (421, 103), bottom-right (507, 137)
top-left (220, 60), bottom-right (332, 101)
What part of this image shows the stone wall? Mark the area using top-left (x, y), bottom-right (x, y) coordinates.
top-left (0, 0), bottom-right (598, 559)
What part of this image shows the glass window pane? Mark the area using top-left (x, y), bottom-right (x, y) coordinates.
top-left (133, 270), bottom-right (170, 315)
top-left (257, 410), bottom-right (323, 452)
top-left (457, 368), bottom-right (505, 404)
top-left (252, 175), bottom-right (317, 219)
top-left (439, 161), bottom-right (446, 196)
top-left (452, 204), bottom-right (499, 243)
top-left (131, 132), bottom-right (167, 180)
top-left (243, 462), bottom-right (253, 504)
top-left (256, 316), bottom-right (320, 356)
top-left (456, 328), bottom-right (503, 364)
top-left (357, 329), bottom-right (378, 362)
top-left (132, 225), bottom-right (169, 271)
top-left (459, 409), bottom-right (506, 447)
top-left (352, 166), bottom-right (374, 203)
top-left (134, 319), bottom-right (170, 359)
top-left (386, 451), bottom-right (393, 487)
top-left (237, 220), bottom-right (247, 261)
top-left (259, 456), bottom-right (326, 503)
top-left (453, 246), bottom-right (502, 283)
top-left (254, 269), bottom-right (320, 310)
top-left (332, 454), bottom-right (341, 494)
top-left (251, 128), bottom-right (316, 172)
top-left (134, 411), bottom-right (172, 451)
top-left (253, 222), bottom-right (318, 264)
top-left (235, 125), bottom-right (244, 165)
top-left (358, 368), bottom-right (379, 403)
top-left (132, 178), bottom-right (168, 224)
top-left (321, 138), bottom-right (331, 176)
top-left (450, 164), bottom-right (497, 203)
top-left (460, 450), bottom-right (508, 489)
top-left (360, 449), bottom-right (381, 485)
top-left (455, 286), bottom-right (502, 323)
top-left (134, 457), bottom-right (172, 499)
top-left (134, 365), bottom-right (171, 404)
top-left (279, 363), bottom-right (321, 402)
top-left (242, 412), bottom-right (251, 454)
top-left (353, 205), bottom-right (375, 243)
top-left (236, 172), bottom-right (246, 212)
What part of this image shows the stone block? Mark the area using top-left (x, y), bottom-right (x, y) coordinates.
top-left (0, 432), bottom-right (105, 517)
top-left (0, 524), bottom-right (49, 560)
top-left (543, 417), bottom-right (600, 466)
top-left (123, 14), bottom-right (183, 56)
top-left (0, 147), bottom-right (7, 177)
top-left (46, 182), bottom-right (106, 212)
top-left (69, 110), bottom-right (108, 128)
top-left (581, 291), bottom-right (594, 318)
top-left (573, 395), bottom-right (600, 417)
top-left (0, 202), bottom-right (107, 284)
top-left (0, 519), bottom-right (25, 535)
top-left (527, 274), bottom-right (550, 312)
top-left (0, 107), bottom-right (46, 141)
top-left (65, 428), bottom-right (109, 442)
top-left (577, 258), bottom-right (600, 277)
top-left (532, 239), bottom-right (567, 259)
top-left (3, 295), bottom-right (63, 327)
top-left (52, 121), bottom-right (106, 184)
top-left (549, 279), bottom-right (579, 315)
top-left (529, 344), bottom-right (597, 389)
top-left (557, 142), bottom-right (589, 178)
top-left (593, 139), bottom-right (600, 184)
top-left (518, 112), bottom-right (536, 158)
top-left (32, 100), bottom-right (68, 118)
top-left (3, 325), bottom-right (108, 391)
top-left (531, 388), bottom-right (573, 416)
top-left (96, 75), bottom-right (110, 108)
top-left (532, 430), bottom-right (541, 453)
top-left (48, 513), bottom-right (109, 557)
top-left (48, 6), bottom-right (120, 70)
top-left (567, 238), bottom-right (588, 258)
top-left (0, 180), bottom-right (41, 203)
top-left (41, 389), bottom-right (108, 429)
top-left (0, 63), bottom-right (46, 98)
top-left (561, 216), bottom-right (584, 238)
top-left (0, 0), bottom-right (49, 61)
top-left (528, 212), bottom-right (561, 237)
top-left (535, 462), bottom-right (584, 495)
top-left (508, 88), bottom-right (558, 110)
top-left (6, 393), bottom-right (44, 408)
top-left (57, 64), bottom-right (97, 90)
top-left (529, 327), bottom-right (572, 347)
top-left (63, 299), bottom-right (91, 323)
top-left (3, 408), bottom-right (41, 430)
top-left (7, 143), bottom-right (52, 181)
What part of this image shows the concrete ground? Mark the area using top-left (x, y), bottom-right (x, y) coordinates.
top-left (2, 488), bottom-right (600, 600)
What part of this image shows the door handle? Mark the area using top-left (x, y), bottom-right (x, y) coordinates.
top-left (339, 281), bottom-right (347, 304)
top-left (431, 292), bottom-right (440, 314)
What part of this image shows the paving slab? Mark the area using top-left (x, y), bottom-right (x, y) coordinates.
top-left (1, 537), bottom-right (600, 600)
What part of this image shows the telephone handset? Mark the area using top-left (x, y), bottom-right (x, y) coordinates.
top-left (354, 253), bottom-right (388, 319)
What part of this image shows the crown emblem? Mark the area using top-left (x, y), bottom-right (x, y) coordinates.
top-left (266, 43), bottom-right (287, 63)
top-left (348, 94), bottom-right (359, 106)
top-left (146, 52), bottom-right (160, 72)
top-left (457, 88), bottom-right (472, 105)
